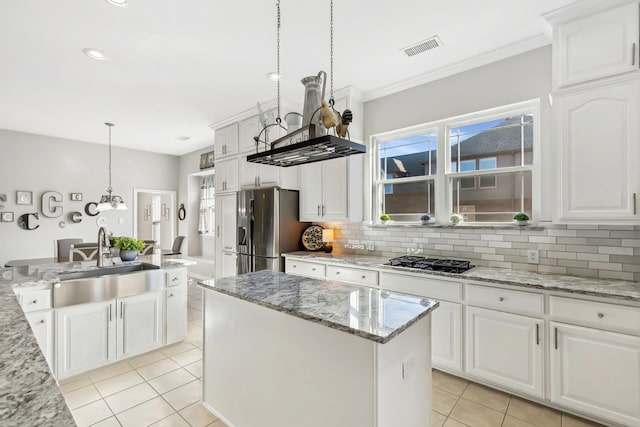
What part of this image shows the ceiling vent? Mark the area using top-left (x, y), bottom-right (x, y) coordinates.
top-left (402, 36), bottom-right (443, 57)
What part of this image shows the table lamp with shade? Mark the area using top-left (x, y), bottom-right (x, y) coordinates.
top-left (322, 229), bottom-right (334, 253)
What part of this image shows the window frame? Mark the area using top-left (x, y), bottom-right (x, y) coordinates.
top-left (368, 99), bottom-right (540, 225)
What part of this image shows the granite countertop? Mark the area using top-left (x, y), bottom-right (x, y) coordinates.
top-left (284, 252), bottom-right (640, 302)
top-left (199, 270), bottom-right (439, 344)
top-left (0, 255), bottom-right (194, 426)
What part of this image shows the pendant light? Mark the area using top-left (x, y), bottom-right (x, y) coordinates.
top-left (247, 0), bottom-right (366, 168)
top-left (96, 122), bottom-right (127, 211)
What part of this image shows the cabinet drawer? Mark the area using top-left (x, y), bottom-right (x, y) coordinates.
top-left (379, 272), bottom-right (461, 301)
top-left (285, 259), bottom-right (325, 279)
top-left (19, 289), bottom-right (52, 312)
top-left (326, 265), bottom-right (378, 287)
top-left (549, 296), bottom-right (640, 335)
top-left (166, 269), bottom-right (186, 287)
top-left (466, 284), bottom-right (543, 316)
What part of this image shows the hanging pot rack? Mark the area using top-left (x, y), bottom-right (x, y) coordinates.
top-left (247, 0), bottom-right (366, 168)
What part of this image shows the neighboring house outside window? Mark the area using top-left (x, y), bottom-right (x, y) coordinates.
top-left (370, 100), bottom-right (538, 224)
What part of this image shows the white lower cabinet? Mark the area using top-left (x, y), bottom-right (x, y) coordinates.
top-left (550, 321), bottom-right (640, 426)
top-left (465, 306), bottom-right (543, 397)
top-left (56, 291), bottom-right (164, 380)
top-left (25, 310), bottom-right (54, 369)
top-left (166, 285), bottom-right (188, 345)
top-left (221, 251), bottom-right (237, 278)
top-left (431, 300), bottom-right (462, 372)
top-left (56, 300), bottom-right (116, 380)
top-left (117, 291), bottom-right (163, 359)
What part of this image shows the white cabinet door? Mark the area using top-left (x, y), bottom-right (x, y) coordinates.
top-left (214, 123), bottom-right (239, 159)
top-left (220, 194), bottom-right (236, 252)
top-left (215, 158), bottom-right (239, 194)
top-left (117, 291), bottom-right (163, 359)
top-left (239, 115), bottom-right (260, 153)
top-left (240, 160), bottom-right (260, 188)
top-left (432, 301), bottom-right (462, 372)
top-left (550, 322), bottom-right (640, 426)
top-left (26, 310), bottom-right (53, 369)
top-left (166, 285), bottom-right (188, 345)
top-left (465, 306), bottom-right (543, 397)
top-left (556, 80), bottom-right (639, 222)
top-left (221, 251), bottom-right (237, 278)
top-left (321, 157), bottom-right (348, 220)
top-left (56, 300), bottom-right (116, 380)
top-left (555, 2), bottom-right (639, 88)
top-left (300, 162), bottom-right (324, 221)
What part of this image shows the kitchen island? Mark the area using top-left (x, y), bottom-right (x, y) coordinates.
top-left (199, 270), bottom-right (439, 427)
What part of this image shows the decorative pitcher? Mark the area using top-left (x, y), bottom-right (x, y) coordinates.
top-left (301, 71), bottom-right (327, 137)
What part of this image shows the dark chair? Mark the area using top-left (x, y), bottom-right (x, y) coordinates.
top-left (56, 238), bottom-right (84, 262)
top-left (69, 243), bottom-right (99, 261)
top-left (162, 236), bottom-right (186, 256)
top-left (140, 240), bottom-right (156, 255)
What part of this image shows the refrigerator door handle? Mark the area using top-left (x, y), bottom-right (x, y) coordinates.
top-left (238, 226), bottom-right (247, 246)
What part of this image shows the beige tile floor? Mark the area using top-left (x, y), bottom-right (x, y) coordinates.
top-left (431, 370), bottom-right (607, 427)
top-left (60, 278), bottom-right (608, 427)
top-left (60, 279), bottom-right (223, 427)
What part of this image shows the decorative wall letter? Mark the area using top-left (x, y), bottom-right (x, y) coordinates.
top-left (18, 213), bottom-right (39, 230)
top-left (42, 191), bottom-right (63, 218)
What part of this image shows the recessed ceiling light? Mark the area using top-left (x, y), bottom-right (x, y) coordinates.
top-left (105, 0), bottom-right (128, 7)
top-left (266, 72), bottom-right (281, 81)
top-left (82, 48), bottom-right (109, 61)
top-left (176, 136), bottom-right (191, 142)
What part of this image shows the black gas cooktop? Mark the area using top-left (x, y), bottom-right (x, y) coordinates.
top-left (387, 256), bottom-right (473, 273)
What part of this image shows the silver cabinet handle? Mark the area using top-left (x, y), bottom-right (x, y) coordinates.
top-left (361, 275), bottom-right (366, 279)
top-left (109, 304), bottom-right (112, 322)
top-left (311, 267), bottom-right (316, 271)
top-left (498, 297), bottom-right (504, 302)
top-left (169, 293), bottom-right (174, 298)
top-left (597, 312), bottom-right (604, 318)
top-left (335, 271), bottom-right (340, 275)
top-left (292, 264), bottom-right (297, 268)
top-left (634, 193), bottom-right (637, 215)
top-left (32, 300), bottom-right (38, 304)
top-left (172, 277), bottom-right (179, 282)
top-left (633, 43), bottom-right (637, 66)
top-left (257, 177), bottom-right (261, 187)
top-left (536, 323), bottom-right (539, 345)
top-left (317, 205), bottom-right (321, 216)
top-left (217, 226), bottom-right (220, 238)
top-left (322, 205), bottom-right (326, 215)
top-left (40, 319), bottom-right (45, 324)
top-left (554, 327), bottom-right (558, 350)
top-left (120, 302), bottom-right (123, 319)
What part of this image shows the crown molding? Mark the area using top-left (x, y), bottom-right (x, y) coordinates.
top-left (362, 34), bottom-right (551, 102)
top-left (542, 0), bottom-right (635, 24)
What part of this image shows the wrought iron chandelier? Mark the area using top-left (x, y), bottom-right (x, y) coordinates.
top-left (96, 122), bottom-right (127, 211)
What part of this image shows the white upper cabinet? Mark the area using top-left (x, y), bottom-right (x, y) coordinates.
top-left (555, 79), bottom-right (639, 222)
top-left (215, 157), bottom-right (239, 194)
top-left (299, 156), bottom-right (363, 222)
top-left (214, 123), bottom-right (239, 159)
top-left (239, 115), bottom-right (260, 154)
top-left (550, 1), bottom-right (640, 88)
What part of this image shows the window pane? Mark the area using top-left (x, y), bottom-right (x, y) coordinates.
top-left (452, 170), bottom-right (532, 222)
top-left (379, 181), bottom-right (435, 217)
top-left (379, 132), bottom-right (437, 179)
top-left (479, 157), bottom-right (497, 170)
top-left (449, 114), bottom-right (533, 169)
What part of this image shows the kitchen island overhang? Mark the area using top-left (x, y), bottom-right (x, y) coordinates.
top-left (199, 270), bottom-right (439, 427)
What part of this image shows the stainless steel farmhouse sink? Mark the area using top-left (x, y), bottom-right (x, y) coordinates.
top-left (53, 263), bottom-right (163, 307)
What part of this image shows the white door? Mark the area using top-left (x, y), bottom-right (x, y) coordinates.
top-left (321, 157), bottom-right (348, 220)
top-left (550, 322), bottom-right (640, 426)
top-left (556, 2), bottom-right (639, 87)
top-left (26, 310), bottom-right (54, 370)
top-left (465, 306), bottom-right (543, 397)
top-left (299, 162), bottom-right (323, 221)
top-left (556, 80), bottom-right (639, 222)
top-left (240, 160), bottom-right (259, 188)
top-left (432, 301), bottom-right (462, 372)
top-left (258, 164), bottom-right (280, 187)
top-left (117, 291), bottom-right (163, 359)
top-left (166, 285), bottom-right (188, 345)
top-left (56, 300), bottom-right (116, 380)
top-left (215, 123), bottom-right (239, 158)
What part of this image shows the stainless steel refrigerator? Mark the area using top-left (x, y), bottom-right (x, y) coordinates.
top-left (237, 187), bottom-right (308, 274)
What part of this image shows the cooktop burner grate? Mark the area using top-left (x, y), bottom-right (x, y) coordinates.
top-left (387, 256), bottom-right (472, 273)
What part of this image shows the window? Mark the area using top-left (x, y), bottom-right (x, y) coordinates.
top-left (370, 101), bottom-right (538, 224)
top-left (198, 174), bottom-right (215, 233)
top-left (373, 131), bottom-right (437, 221)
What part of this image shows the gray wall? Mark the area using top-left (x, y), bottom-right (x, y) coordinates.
top-left (0, 129), bottom-right (178, 267)
top-left (364, 46), bottom-right (553, 221)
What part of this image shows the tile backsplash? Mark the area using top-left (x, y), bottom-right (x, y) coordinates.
top-left (321, 223), bottom-right (640, 282)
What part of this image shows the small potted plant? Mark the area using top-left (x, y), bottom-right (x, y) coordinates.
top-left (513, 212), bottom-right (530, 226)
top-left (449, 213), bottom-right (464, 226)
top-left (114, 236), bottom-right (145, 261)
top-left (379, 214), bottom-right (391, 225)
top-left (420, 214), bottom-right (431, 226)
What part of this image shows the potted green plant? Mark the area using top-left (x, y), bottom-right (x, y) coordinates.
top-left (513, 212), bottom-right (530, 226)
top-left (449, 213), bottom-right (464, 226)
top-left (420, 214), bottom-right (431, 226)
top-left (114, 236), bottom-right (145, 261)
top-left (379, 214), bottom-right (390, 225)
